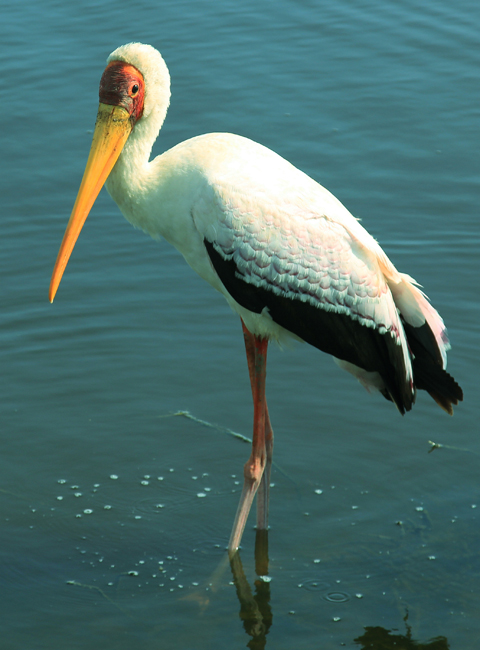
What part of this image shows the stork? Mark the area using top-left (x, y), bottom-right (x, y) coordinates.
top-left (49, 43), bottom-right (463, 553)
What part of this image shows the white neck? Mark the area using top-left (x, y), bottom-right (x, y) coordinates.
top-left (104, 42), bottom-right (172, 236)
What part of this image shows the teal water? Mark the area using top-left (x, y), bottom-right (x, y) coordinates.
top-left (1, 0), bottom-right (479, 647)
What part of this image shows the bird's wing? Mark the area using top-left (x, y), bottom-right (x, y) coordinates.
top-left (194, 173), bottom-right (415, 411)
top-left (201, 181), bottom-right (402, 342)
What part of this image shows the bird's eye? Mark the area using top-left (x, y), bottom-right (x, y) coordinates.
top-left (131, 84), bottom-right (139, 96)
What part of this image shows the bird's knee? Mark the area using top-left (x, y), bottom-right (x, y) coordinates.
top-left (243, 451), bottom-right (266, 483)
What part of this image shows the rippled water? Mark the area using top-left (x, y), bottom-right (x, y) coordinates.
top-left (1, 0), bottom-right (479, 647)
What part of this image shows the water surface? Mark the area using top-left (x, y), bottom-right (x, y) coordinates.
top-left (1, 0), bottom-right (479, 647)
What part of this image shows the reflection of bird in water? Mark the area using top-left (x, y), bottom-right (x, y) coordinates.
top-left (229, 551), bottom-right (272, 650)
top-left (355, 615), bottom-right (450, 649)
top-left (49, 43), bottom-right (463, 553)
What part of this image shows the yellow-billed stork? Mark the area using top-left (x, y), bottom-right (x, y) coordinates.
top-left (49, 43), bottom-right (463, 553)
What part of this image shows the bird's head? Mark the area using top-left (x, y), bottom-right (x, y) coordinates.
top-left (49, 43), bottom-right (170, 303)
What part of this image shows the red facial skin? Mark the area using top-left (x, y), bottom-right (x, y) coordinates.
top-left (99, 61), bottom-right (145, 125)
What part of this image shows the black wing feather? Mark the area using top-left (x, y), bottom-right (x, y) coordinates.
top-left (205, 239), bottom-right (416, 413)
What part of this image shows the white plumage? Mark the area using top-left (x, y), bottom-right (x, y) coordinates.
top-left (50, 43), bottom-right (462, 553)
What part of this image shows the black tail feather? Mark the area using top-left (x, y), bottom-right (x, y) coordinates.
top-left (403, 320), bottom-right (463, 415)
top-left (413, 358), bottom-right (463, 415)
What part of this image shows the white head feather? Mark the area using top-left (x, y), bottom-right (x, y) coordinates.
top-left (106, 43), bottom-right (171, 164)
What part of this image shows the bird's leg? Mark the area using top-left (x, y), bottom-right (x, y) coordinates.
top-left (228, 323), bottom-right (269, 553)
top-left (240, 321), bottom-right (274, 533)
top-left (257, 405), bottom-right (273, 530)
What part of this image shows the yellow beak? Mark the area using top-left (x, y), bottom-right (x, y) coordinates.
top-left (49, 103), bottom-right (132, 302)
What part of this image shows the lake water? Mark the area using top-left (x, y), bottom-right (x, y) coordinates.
top-left (1, 0), bottom-right (479, 648)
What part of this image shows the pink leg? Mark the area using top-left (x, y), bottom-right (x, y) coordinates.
top-left (241, 322), bottom-right (274, 533)
top-left (257, 404), bottom-right (273, 531)
top-left (228, 321), bottom-right (274, 553)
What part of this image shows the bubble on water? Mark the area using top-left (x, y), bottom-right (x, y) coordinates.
top-left (298, 579), bottom-right (330, 592)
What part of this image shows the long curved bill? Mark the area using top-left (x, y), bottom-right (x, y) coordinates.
top-left (49, 103), bottom-right (132, 303)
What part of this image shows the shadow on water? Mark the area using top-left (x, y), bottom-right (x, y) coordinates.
top-left (228, 531), bottom-right (450, 650)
